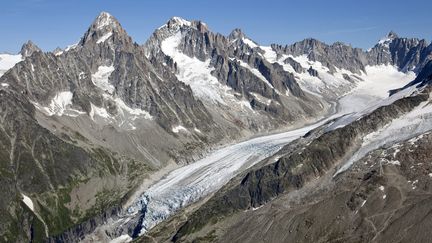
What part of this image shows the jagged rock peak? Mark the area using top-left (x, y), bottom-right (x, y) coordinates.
top-left (387, 30), bottom-right (399, 39)
top-left (164, 16), bottom-right (209, 33)
top-left (378, 31), bottom-right (399, 46)
top-left (92, 11), bottom-right (120, 30)
top-left (168, 16), bottom-right (192, 28)
top-left (79, 11), bottom-right (131, 47)
top-left (228, 28), bottom-right (245, 40)
top-left (20, 40), bottom-right (42, 57)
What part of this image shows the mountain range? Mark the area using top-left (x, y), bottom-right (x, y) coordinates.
top-left (1, 12), bottom-right (432, 242)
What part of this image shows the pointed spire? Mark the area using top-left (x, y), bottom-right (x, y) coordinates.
top-left (167, 16), bottom-right (192, 28)
top-left (387, 30), bottom-right (399, 39)
top-left (79, 11), bottom-right (131, 47)
top-left (92, 11), bottom-right (120, 30)
top-left (20, 40), bottom-right (42, 57)
top-left (228, 28), bottom-right (245, 41)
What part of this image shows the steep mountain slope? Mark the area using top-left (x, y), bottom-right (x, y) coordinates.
top-left (144, 17), bottom-right (328, 131)
top-left (0, 12), bottom-right (231, 242)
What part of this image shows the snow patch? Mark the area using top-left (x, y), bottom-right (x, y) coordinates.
top-left (242, 38), bottom-right (258, 48)
top-left (33, 91), bottom-right (85, 117)
top-left (171, 16), bottom-right (191, 27)
top-left (161, 31), bottom-right (230, 104)
top-left (89, 103), bottom-right (112, 121)
top-left (65, 43), bottom-right (78, 52)
top-left (21, 194), bottom-right (34, 212)
top-left (237, 59), bottom-right (273, 88)
top-left (1, 83), bottom-right (9, 87)
top-left (97, 32), bottom-right (113, 44)
top-left (172, 125), bottom-right (188, 133)
top-left (95, 12), bottom-right (115, 29)
top-left (109, 234), bottom-right (132, 243)
top-left (92, 65), bottom-right (115, 94)
top-left (388, 160), bottom-right (401, 166)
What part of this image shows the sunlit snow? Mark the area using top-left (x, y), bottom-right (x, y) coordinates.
top-left (97, 32), bottom-right (113, 44)
top-left (172, 125), bottom-right (188, 133)
top-left (33, 91), bottom-right (85, 117)
top-left (161, 32), bottom-right (231, 104)
top-left (92, 65), bottom-right (115, 94)
top-left (21, 194), bottom-right (34, 212)
top-left (0, 53), bottom-right (22, 77)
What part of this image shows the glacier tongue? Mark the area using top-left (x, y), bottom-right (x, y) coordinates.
top-left (126, 118), bottom-right (329, 235)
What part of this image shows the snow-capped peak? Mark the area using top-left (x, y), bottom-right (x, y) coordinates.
top-left (94, 11), bottom-right (116, 30)
top-left (378, 31), bottom-right (399, 47)
top-left (169, 16), bottom-right (191, 27)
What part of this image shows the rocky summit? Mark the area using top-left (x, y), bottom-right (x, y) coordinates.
top-left (1, 8), bottom-right (432, 243)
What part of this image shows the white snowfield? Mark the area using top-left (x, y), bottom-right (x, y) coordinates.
top-left (33, 91), bottom-right (85, 117)
top-left (92, 65), bottom-right (116, 94)
top-left (161, 31), bottom-right (230, 105)
top-left (0, 53), bottom-right (22, 77)
top-left (335, 87), bottom-right (432, 176)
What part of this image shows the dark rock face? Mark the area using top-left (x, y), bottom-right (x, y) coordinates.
top-left (20, 40), bottom-right (42, 57)
top-left (307, 66), bottom-right (319, 77)
top-left (283, 56), bottom-right (305, 73)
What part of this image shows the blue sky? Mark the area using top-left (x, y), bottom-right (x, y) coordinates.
top-left (1, 0), bottom-right (431, 53)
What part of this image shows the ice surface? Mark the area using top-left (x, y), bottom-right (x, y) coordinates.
top-left (127, 118), bottom-right (329, 235)
top-left (335, 90), bottom-right (432, 175)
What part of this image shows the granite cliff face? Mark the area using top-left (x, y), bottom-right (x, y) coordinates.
top-left (1, 11), bottom-right (432, 243)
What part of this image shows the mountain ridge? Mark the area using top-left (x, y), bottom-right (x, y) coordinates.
top-left (1, 11), bottom-right (432, 242)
